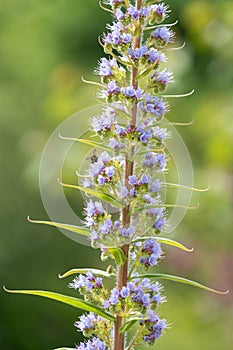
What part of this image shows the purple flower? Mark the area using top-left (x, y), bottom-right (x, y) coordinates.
top-left (128, 5), bottom-right (140, 19)
top-left (76, 338), bottom-right (106, 350)
top-left (128, 45), bottom-right (148, 60)
top-left (92, 113), bottom-right (115, 132)
top-left (152, 126), bottom-right (169, 140)
top-left (99, 151), bottom-right (111, 162)
top-left (97, 175), bottom-right (107, 185)
top-left (150, 179), bottom-right (161, 192)
top-left (128, 175), bottom-right (138, 185)
top-left (151, 3), bottom-right (169, 24)
top-left (142, 293), bottom-right (150, 306)
top-left (143, 152), bottom-right (167, 171)
top-left (115, 8), bottom-right (125, 21)
top-left (139, 129), bottom-right (152, 143)
top-left (153, 217), bottom-right (166, 231)
top-left (75, 312), bottom-right (99, 332)
top-left (91, 231), bottom-right (99, 241)
top-left (97, 57), bottom-right (114, 77)
top-left (99, 218), bottom-right (113, 235)
top-left (117, 186), bottom-right (129, 198)
top-left (85, 200), bottom-right (104, 216)
top-left (109, 287), bottom-right (119, 305)
top-left (119, 226), bottom-right (135, 237)
top-left (140, 174), bottom-right (150, 184)
top-left (151, 27), bottom-right (174, 46)
top-left (147, 48), bottom-right (166, 64)
top-left (141, 6), bottom-right (151, 17)
top-left (107, 81), bottom-right (120, 95)
top-left (121, 86), bottom-right (136, 98)
top-left (105, 165), bottom-right (115, 177)
top-left (121, 286), bottom-right (130, 298)
top-left (109, 138), bottom-right (124, 150)
top-left (122, 33), bottom-right (131, 44)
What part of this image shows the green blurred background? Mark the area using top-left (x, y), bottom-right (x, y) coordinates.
top-left (0, 0), bottom-right (232, 349)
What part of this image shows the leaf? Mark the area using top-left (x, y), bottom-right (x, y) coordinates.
top-left (3, 287), bottom-right (115, 321)
top-left (108, 247), bottom-right (127, 266)
top-left (130, 203), bottom-right (199, 215)
top-left (54, 348), bottom-right (75, 350)
top-left (130, 274), bottom-right (229, 295)
top-left (59, 268), bottom-right (115, 279)
top-left (133, 236), bottom-right (193, 252)
top-left (120, 316), bottom-right (142, 333)
top-left (59, 181), bottom-right (125, 209)
top-left (28, 217), bottom-right (90, 236)
top-left (59, 135), bottom-right (113, 152)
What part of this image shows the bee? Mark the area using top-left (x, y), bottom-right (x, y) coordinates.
top-left (86, 149), bottom-right (98, 164)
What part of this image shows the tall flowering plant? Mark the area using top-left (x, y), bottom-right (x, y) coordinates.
top-left (5, 1), bottom-right (228, 349)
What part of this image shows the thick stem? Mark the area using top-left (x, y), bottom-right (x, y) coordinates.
top-left (113, 1), bottom-right (142, 350)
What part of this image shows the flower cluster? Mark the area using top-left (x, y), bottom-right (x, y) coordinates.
top-left (84, 199), bottom-right (136, 246)
top-left (103, 277), bottom-right (166, 311)
top-left (73, 0), bottom-right (175, 348)
top-left (139, 310), bottom-right (167, 344)
top-left (131, 238), bottom-right (164, 268)
top-left (75, 337), bottom-right (106, 350)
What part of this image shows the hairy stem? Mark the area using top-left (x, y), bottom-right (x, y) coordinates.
top-left (113, 1), bottom-right (142, 350)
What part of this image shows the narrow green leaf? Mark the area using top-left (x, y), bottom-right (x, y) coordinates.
top-left (59, 268), bottom-right (115, 279)
top-left (130, 203), bottom-right (199, 215)
top-left (133, 236), bottom-right (193, 252)
top-left (59, 181), bottom-right (125, 209)
top-left (3, 287), bottom-right (115, 321)
top-left (130, 274), bottom-right (229, 295)
top-left (108, 247), bottom-right (127, 266)
top-left (120, 317), bottom-right (142, 333)
top-left (28, 217), bottom-right (90, 236)
top-left (54, 348), bottom-right (75, 350)
top-left (59, 135), bottom-right (112, 152)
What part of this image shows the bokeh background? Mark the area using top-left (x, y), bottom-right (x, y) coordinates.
top-left (0, 0), bottom-right (233, 349)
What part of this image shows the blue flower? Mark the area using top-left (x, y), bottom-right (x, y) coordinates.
top-left (105, 165), bottom-right (115, 177)
top-left (99, 218), bottom-right (113, 235)
top-left (117, 186), bottom-right (129, 198)
top-left (107, 81), bottom-right (120, 95)
top-left (152, 126), bottom-right (169, 141)
top-left (119, 226), bottom-right (135, 237)
top-left (151, 27), bottom-right (174, 46)
top-left (140, 174), bottom-right (150, 184)
top-left (153, 217), bottom-right (166, 231)
top-left (128, 174), bottom-right (138, 185)
top-left (115, 8), bottom-right (125, 21)
top-left (147, 48), bottom-right (166, 64)
top-left (139, 129), bottom-right (152, 143)
top-left (150, 179), bottom-right (161, 192)
top-left (128, 5), bottom-right (140, 19)
top-left (109, 138), bottom-right (124, 150)
top-left (75, 312), bottom-right (100, 332)
top-left (91, 111), bottom-right (115, 132)
top-left (76, 337), bottom-right (106, 350)
top-left (121, 286), bottom-right (130, 298)
top-left (109, 287), bottom-right (119, 305)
